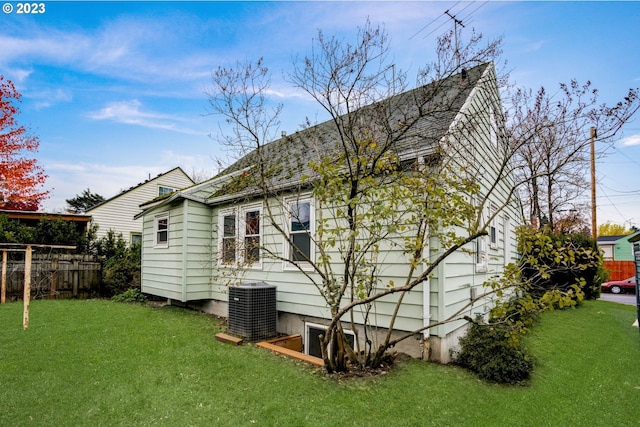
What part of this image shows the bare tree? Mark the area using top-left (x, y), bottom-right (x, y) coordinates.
top-left (507, 81), bottom-right (640, 229)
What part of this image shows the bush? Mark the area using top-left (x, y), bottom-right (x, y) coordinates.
top-left (112, 288), bottom-right (147, 303)
top-left (97, 230), bottom-right (141, 297)
top-left (517, 227), bottom-right (603, 303)
top-left (454, 319), bottom-right (533, 385)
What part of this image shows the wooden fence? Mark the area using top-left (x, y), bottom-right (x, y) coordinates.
top-left (2, 253), bottom-right (101, 301)
top-left (603, 260), bottom-right (636, 281)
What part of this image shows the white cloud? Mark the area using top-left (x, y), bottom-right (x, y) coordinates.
top-left (43, 162), bottom-right (177, 211)
top-left (29, 88), bottom-right (73, 109)
top-left (524, 40), bottom-right (546, 53)
top-left (88, 99), bottom-right (203, 135)
top-left (0, 14), bottom-right (221, 90)
top-left (622, 134), bottom-right (640, 146)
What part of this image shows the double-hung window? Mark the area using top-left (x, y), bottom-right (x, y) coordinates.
top-left (285, 197), bottom-right (314, 266)
top-left (242, 207), bottom-right (261, 265)
top-left (218, 205), bottom-right (262, 267)
top-left (221, 212), bottom-right (237, 264)
top-left (155, 214), bottom-right (169, 248)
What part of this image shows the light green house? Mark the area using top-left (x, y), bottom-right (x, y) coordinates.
top-left (597, 231), bottom-right (640, 261)
top-left (136, 63), bottom-right (522, 363)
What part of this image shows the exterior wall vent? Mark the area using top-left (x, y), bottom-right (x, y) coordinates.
top-left (228, 282), bottom-right (277, 341)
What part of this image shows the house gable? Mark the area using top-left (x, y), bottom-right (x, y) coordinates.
top-left (86, 167), bottom-right (195, 243)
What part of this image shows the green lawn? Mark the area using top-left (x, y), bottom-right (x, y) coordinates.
top-left (0, 299), bottom-right (638, 426)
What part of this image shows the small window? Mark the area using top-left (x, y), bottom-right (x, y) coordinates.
top-left (158, 186), bottom-right (175, 197)
top-left (475, 235), bottom-right (487, 272)
top-left (243, 209), bottom-right (261, 265)
top-left (155, 215), bottom-right (169, 247)
top-left (489, 204), bottom-right (497, 249)
top-left (130, 232), bottom-right (142, 246)
top-left (305, 323), bottom-right (356, 359)
top-left (287, 199), bottom-right (312, 263)
top-left (221, 213), bottom-right (236, 264)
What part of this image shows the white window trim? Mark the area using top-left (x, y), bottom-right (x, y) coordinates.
top-left (475, 199), bottom-right (488, 273)
top-left (154, 213), bottom-right (169, 248)
top-left (475, 235), bottom-right (488, 273)
top-left (130, 232), bottom-right (142, 246)
top-left (218, 207), bottom-right (237, 267)
top-left (489, 204), bottom-right (498, 249)
top-left (304, 322), bottom-right (356, 357)
top-left (217, 204), bottom-right (263, 269)
top-left (282, 195), bottom-right (315, 271)
top-left (158, 185), bottom-right (175, 197)
top-left (240, 203), bottom-right (263, 269)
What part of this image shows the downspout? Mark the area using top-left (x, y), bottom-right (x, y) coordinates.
top-left (421, 254), bottom-right (431, 359)
top-left (181, 200), bottom-right (189, 302)
top-left (421, 156), bottom-right (431, 359)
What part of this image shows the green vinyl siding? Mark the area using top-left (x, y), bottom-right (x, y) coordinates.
top-left (209, 195), bottom-right (426, 333)
top-left (427, 65), bottom-right (522, 338)
top-left (141, 199), bottom-right (212, 302)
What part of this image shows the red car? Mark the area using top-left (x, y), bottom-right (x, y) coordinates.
top-left (601, 277), bottom-right (637, 294)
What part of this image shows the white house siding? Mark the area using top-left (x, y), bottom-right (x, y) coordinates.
top-left (87, 168), bottom-right (194, 244)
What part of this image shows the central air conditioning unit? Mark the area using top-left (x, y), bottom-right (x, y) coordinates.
top-left (228, 282), bottom-right (277, 341)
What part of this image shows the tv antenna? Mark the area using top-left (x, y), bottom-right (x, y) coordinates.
top-left (444, 9), bottom-right (465, 69)
top-left (409, 1), bottom-right (489, 69)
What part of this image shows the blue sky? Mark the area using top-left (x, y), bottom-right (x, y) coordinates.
top-left (2, 1), bottom-right (639, 227)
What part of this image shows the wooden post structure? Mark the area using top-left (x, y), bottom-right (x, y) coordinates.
top-left (23, 245), bottom-right (32, 329)
top-left (50, 257), bottom-right (58, 298)
top-left (1, 250), bottom-right (6, 304)
top-left (0, 243), bottom-right (75, 328)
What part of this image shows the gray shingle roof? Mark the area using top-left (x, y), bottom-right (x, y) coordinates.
top-left (210, 62), bottom-right (491, 206)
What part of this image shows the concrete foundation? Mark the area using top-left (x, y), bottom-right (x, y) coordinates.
top-left (176, 298), bottom-right (467, 364)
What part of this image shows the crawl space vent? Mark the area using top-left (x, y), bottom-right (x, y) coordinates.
top-left (228, 282), bottom-right (277, 341)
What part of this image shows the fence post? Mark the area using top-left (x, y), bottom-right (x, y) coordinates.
top-left (50, 257), bottom-right (58, 298)
top-left (23, 246), bottom-right (32, 329)
top-left (1, 250), bottom-right (6, 304)
top-left (72, 259), bottom-right (79, 297)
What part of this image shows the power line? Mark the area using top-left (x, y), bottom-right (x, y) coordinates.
top-left (410, 1), bottom-right (488, 41)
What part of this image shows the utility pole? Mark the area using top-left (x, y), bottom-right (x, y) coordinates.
top-left (590, 127), bottom-right (597, 239)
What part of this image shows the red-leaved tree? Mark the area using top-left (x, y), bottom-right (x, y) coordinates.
top-left (0, 76), bottom-right (48, 211)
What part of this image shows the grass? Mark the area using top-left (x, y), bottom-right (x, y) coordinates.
top-left (0, 299), bottom-right (638, 426)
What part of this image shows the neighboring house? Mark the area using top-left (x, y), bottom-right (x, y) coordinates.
top-left (86, 167), bottom-right (194, 245)
top-left (597, 232), bottom-right (640, 261)
top-left (136, 63), bottom-right (522, 363)
top-left (598, 231), bottom-right (640, 280)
